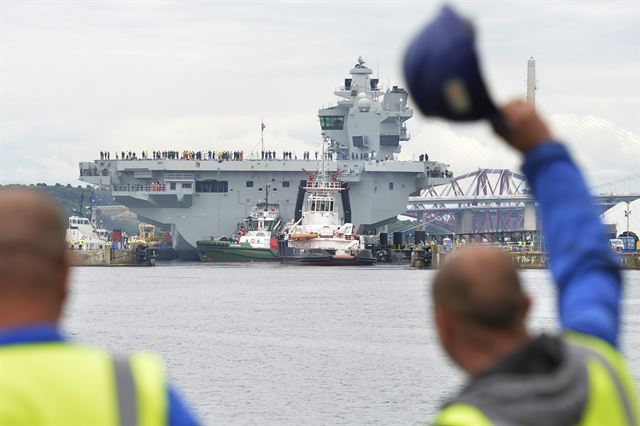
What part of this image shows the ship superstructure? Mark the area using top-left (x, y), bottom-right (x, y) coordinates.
top-left (319, 56), bottom-right (412, 159)
top-left (79, 58), bottom-right (450, 257)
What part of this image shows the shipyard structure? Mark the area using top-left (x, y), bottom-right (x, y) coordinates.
top-left (79, 58), bottom-right (450, 258)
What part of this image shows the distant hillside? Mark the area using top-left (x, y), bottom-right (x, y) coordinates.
top-left (0, 184), bottom-right (143, 234)
top-left (1, 183), bottom-right (115, 218)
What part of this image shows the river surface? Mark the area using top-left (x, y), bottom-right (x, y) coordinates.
top-left (63, 264), bottom-right (640, 425)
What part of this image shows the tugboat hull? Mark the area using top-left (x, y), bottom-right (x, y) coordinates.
top-left (197, 242), bottom-right (279, 262)
top-left (283, 249), bottom-right (376, 266)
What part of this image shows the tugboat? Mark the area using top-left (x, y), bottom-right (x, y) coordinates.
top-left (197, 186), bottom-right (283, 262)
top-left (65, 216), bottom-right (109, 250)
top-left (283, 138), bottom-right (376, 266)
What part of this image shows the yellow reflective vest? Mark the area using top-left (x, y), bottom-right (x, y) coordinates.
top-left (435, 333), bottom-right (639, 426)
top-left (0, 342), bottom-right (167, 426)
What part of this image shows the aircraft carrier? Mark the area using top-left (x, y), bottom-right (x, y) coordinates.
top-left (79, 57), bottom-right (450, 258)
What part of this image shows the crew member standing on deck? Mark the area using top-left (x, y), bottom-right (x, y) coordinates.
top-left (0, 189), bottom-right (200, 425)
top-left (429, 102), bottom-right (639, 425)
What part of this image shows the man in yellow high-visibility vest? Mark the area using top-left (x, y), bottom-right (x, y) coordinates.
top-left (0, 189), bottom-right (199, 425)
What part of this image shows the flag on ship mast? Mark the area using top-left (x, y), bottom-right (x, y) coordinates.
top-left (261, 120), bottom-right (266, 131)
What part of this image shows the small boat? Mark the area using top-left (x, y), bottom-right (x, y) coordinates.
top-left (283, 143), bottom-right (375, 266)
top-left (129, 224), bottom-right (176, 260)
top-left (66, 215), bottom-right (109, 250)
top-left (150, 241), bottom-right (177, 261)
top-left (197, 192), bottom-right (283, 262)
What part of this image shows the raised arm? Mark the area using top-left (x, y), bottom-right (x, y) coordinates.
top-left (498, 101), bottom-right (622, 347)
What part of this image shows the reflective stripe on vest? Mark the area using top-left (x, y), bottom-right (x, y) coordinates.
top-left (565, 332), bottom-right (640, 426)
top-left (114, 355), bottom-right (137, 426)
top-left (0, 343), bottom-right (167, 426)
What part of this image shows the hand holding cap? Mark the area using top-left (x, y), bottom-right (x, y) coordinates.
top-left (403, 6), bottom-right (506, 130)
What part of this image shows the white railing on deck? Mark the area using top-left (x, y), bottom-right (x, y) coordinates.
top-left (164, 173), bottom-right (194, 181)
top-left (113, 184), bottom-right (167, 192)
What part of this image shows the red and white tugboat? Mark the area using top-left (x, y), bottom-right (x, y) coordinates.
top-left (283, 141), bottom-right (375, 266)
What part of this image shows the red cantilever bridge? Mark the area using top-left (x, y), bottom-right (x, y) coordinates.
top-left (406, 169), bottom-right (640, 233)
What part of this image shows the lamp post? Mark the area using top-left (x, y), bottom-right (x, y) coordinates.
top-left (625, 202), bottom-right (631, 235)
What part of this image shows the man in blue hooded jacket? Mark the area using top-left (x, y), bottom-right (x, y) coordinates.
top-left (431, 100), bottom-right (639, 425)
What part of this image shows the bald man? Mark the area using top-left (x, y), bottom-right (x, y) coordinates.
top-left (432, 101), bottom-right (639, 425)
top-left (0, 189), bottom-right (199, 425)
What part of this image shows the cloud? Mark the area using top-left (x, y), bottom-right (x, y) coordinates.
top-left (1, 1), bottom-right (638, 185)
top-left (399, 120), bottom-right (520, 173)
top-left (550, 113), bottom-right (640, 186)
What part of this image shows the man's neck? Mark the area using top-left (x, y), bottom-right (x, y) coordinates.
top-left (0, 304), bottom-right (60, 331)
top-left (465, 330), bottom-right (530, 377)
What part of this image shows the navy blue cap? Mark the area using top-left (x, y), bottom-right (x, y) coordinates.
top-left (404, 5), bottom-right (499, 122)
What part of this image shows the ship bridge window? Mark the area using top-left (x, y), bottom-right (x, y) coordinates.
top-left (380, 135), bottom-right (400, 147)
top-left (196, 180), bottom-right (228, 193)
top-left (352, 136), bottom-right (369, 148)
top-left (389, 182), bottom-right (394, 190)
top-left (319, 115), bottom-right (344, 130)
top-left (246, 181), bottom-right (254, 188)
top-left (282, 181), bottom-right (290, 188)
top-left (311, 200), bottom-right (334, 212)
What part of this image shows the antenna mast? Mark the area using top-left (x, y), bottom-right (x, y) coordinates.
top-left (321, 134), bottom-right (327, 181)
top-left (261, 119), bottom-right (265, 154)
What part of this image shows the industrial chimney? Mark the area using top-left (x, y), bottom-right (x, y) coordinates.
top-left (527, 57), bottom-right (536, 108)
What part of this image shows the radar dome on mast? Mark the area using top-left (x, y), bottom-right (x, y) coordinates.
top-left (358, 96), bottom-right (371, 112)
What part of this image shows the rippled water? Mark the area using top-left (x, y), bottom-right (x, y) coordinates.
top-left (63, 264), bottom-right (640, 425)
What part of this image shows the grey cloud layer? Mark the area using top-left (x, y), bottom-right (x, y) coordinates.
top-left (1, 1), bottom-right (638, 184)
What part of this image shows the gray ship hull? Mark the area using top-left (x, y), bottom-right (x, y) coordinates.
top-left (80, 158), bottom-right (448, 255)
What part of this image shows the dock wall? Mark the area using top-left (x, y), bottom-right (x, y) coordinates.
top-left (411, 248), bottom-right (640, 270)
top-left (68, 248), bottom-right (140, 266)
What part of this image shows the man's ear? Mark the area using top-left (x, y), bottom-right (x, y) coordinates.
top-left (435, 304), bottom-right (453, 346)
top-left (55, 251), bottom-right (71, 313)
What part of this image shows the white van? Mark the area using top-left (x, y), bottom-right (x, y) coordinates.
top-left (609, 239), bottom-right (624, 252)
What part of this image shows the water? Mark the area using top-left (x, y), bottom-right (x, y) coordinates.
top-left (63, 264), bottom-right (640, 425)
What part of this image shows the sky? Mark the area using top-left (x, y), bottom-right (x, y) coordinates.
top-left (1, 0), bottom-right (639, 188)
